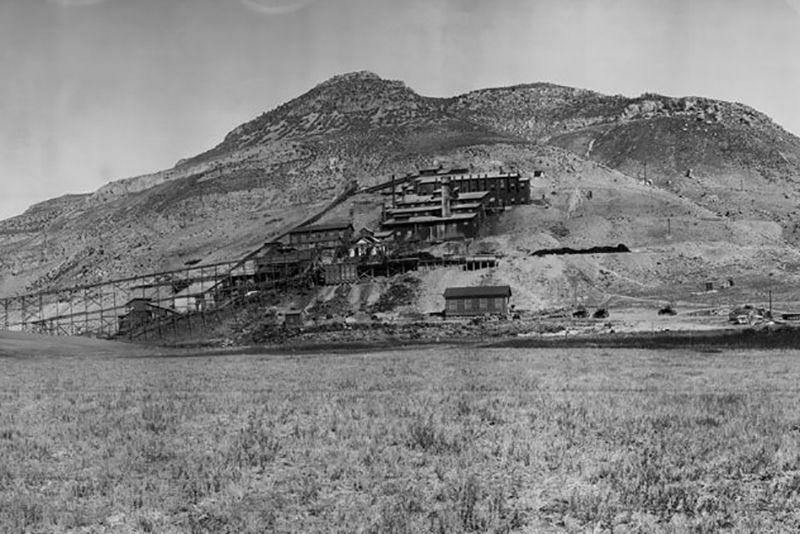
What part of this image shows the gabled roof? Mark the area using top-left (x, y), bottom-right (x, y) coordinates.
top-left (289, 222), bottom-right (354, 234)
top-left (453, 191), bottom-right (490, 200)
top-left (416, 172), bottom-right (522, 185)
top-left (443, 285), bottom-right (512, 299)
top-left (387, 203), bottom-right (483, 216)
top-left (395, 191), bottom-right (489, 208)
top-left (417, 166), bottom-right (445, 176)
top-left (381, 213), bottom-right (477, 227)
top-left (124, 297), bottom-right (152, 306)
top-left (396, 194), bottom-right (437, 205)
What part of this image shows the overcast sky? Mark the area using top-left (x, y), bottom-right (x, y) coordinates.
top-left (1, 0), bottom-right (799, 219)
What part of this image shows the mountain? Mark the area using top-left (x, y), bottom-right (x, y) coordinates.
top-left (447, 85), bottom-right (800, 243)
top-left (2, 71), bottom-right (800, 311)
top-left (0, 72), bottom-right (518, 296)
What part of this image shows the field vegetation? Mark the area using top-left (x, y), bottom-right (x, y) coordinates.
top-left (2, 345), bottom-right (800, 532)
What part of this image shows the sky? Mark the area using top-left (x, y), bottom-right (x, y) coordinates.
top-left (1, 0), bottom-right (799, 219)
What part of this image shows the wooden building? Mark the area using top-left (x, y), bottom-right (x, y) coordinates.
top-left (288, 222), bottom-right (354, 250)
top-left (381, 212), bottom-right (479, 242)
top-left (324, 262), bottom-right (358, 284)
top-left (374, 229), bottom-right (395, 241)
top-left (443, 286), bottom-right (512, 316)
top-left (118, 298), bottom-right (178, 334)
top-left (255, 248), bottom-right (317, 281)
top-left (386, 201), bottom-right (485, 222)
top-left (381, 176), bottom-right (487, 243)
top-left (349, 232), bottom-right (388, 259)
top-left (414, 171), bottom-right (530, 206)
top-left (281, 309), bottom-right (305, 328)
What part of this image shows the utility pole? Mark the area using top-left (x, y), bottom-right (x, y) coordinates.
top-left (572, 280), bottom-right (578, 309)
top-left (40, 228), bottom-right (47, 263)
top-left (769, 290), bottom-right (773, 318)
top-left (768, 272), bottom-right (775, 319)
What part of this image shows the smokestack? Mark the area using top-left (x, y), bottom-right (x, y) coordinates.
top-left (441, 177), bottom-right (451, 218)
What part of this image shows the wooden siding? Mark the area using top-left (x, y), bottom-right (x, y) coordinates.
top-left (324, 262), bottom-right (358, 284)
top-left (385, 217), bottom-right (479, 242)
top-left (289, 227), bottom-right (353, 249)
top-left (414, 174), bottom-right (531, 206)
top-left (444, 296), bottom-right (508, 316)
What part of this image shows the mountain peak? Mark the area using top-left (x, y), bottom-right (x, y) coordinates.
top-left (312, 70), bottom-right (410, 93)
top-left (322, 70), bottom-right (384, 84)
top-left (200, 70), bottom-right (435, 157)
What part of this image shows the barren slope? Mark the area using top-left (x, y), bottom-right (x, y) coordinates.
top-left (448, 87), bottom-right (800, 245)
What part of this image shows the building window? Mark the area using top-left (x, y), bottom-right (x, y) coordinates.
top-left (447, 300), bottom-right (457, 313)
top-left (464, 299), bottom-right (472, 310)
top-left (479, 298), bottom-right (487, 310)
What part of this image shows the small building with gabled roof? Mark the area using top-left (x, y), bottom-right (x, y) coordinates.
top-left (443, 285), bottom-right (512, 316)
top-left (288, 222), bottom-right (354, 250)
top-left (117, 297), bottom-right (179, 335)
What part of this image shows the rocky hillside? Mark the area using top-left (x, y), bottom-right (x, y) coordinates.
top-left (447, 86), bottom-right (800, 243)
top-left (0, 72), bottom-right (517, 296)
top-left (2, 71), bottom-right (800, 307)
top-left (192, 72), bottom-right (498, 158)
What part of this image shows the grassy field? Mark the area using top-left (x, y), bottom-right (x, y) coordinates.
top-left (2, 344), bottom-right (800, 533)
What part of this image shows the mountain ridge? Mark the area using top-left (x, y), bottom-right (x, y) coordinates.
top-left (2, 71), bottom-right (800, 306)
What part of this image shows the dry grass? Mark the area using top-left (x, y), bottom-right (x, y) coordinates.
top-left (2, 345), bottom-right (800, 532)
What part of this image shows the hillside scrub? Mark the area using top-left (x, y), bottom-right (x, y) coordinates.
top-left (369, 274), bottom-right (420, 313)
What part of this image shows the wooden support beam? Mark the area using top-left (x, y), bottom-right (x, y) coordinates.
top-left (21, 295), bottom-right (28, 332)
top-left (112, 292), bottom-right (118, 337)
top-left (84, 287), bottom-right (90, 336)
